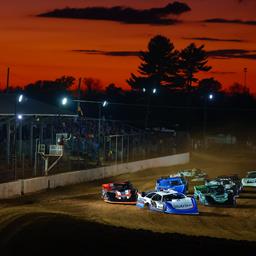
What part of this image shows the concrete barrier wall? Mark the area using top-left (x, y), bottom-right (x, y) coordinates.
top-left (0, 180), bottom-right (22, 199)
top-left (22, 176), bottom-right (49, 194)
top-left (0, 152), bottom-right (189, 199)
top-left (49, 152), bottom-right (189, 189)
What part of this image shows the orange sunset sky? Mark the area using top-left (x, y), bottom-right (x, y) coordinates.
top-left (0, 0), bottom-right (256, 91)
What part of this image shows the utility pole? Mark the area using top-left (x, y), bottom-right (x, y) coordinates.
top-left (6, 67), bottom-right (10, 93)
top-left (77, 77), bottom-right (82, 115)
top-left (244, 67), bottom-right (248, 87)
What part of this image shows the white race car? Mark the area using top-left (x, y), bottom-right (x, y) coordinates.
top-left (242, 171), bottom-right (256, 188)
top-left (176, 168), bottom-right (207, 182)
top-left (136, 190), bottom-right (199, 215)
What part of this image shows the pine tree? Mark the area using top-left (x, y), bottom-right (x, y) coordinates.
top-left (179, 43), bottom-right (211, 91)
top-left (127, 35), bottom-right (180, 91)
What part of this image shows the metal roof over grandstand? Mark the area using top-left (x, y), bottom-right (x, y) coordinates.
top-left (0, 94), bottom-right (76, 117)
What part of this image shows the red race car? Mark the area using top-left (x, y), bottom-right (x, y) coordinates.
top-left (101, 181), bottom-right (138, 204)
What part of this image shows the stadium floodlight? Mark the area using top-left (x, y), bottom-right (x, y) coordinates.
top-left (17, 114), bottom-right (23, 120)
top-left (18, 94), bottom-right (23, 103)
top-left (208, 94), bottom-right (214, 100)
top-left (102, 100), bottom-right (108, 107)
top-left (62, 97), bottom-right (68, 106)
top-left (152, 88), bottom-right (157, 94)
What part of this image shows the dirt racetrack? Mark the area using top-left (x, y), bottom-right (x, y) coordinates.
top-left (0, 150), bottom-right (256, 254)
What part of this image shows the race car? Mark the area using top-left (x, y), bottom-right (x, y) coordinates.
top-left (194, 184), bottom-right (237, 206)
top-left (205, 176), bottom-right (241, 195)
top-left (242, 171), bottom-right (256, 188)
top-left (136, 190), bottom-right (199, 215)
top-left (101, 181), bottom-right (138, 204)
top-left (176, 168), bottom-right (208, 182)
top-left (155, 176), bottom-right (188, 194)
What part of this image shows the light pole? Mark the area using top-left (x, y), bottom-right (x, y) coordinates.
top-left (13, 94), bottom-right (24, 179)
top-left (98, 100), bottom-right (108, 165)
top-left (244, 67), bottom-right (248, 87)
top-left (203, 93), bottom-right (214, 149)
top-left (144, 88), bottom-right (157, 129)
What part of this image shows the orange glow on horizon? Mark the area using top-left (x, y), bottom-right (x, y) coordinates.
top-left (0, 1), bottom-right (255, 92)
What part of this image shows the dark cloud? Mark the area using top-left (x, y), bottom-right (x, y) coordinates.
top-left (37, 2), bottom-right (191, 25)
top-left (183, 37), bottom-right (246, 43)
top-left (210, 71), bottom-right (237, 75)
top-left (73, 49), bottom-right (140, 57)
top-left (74, 48), bottom-right (256, 60)
top-left (208, 49), bottom-right (256, 59)
top-left (203, 18), bottom-right (256, 26)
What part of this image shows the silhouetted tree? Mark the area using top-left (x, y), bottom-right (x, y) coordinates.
top-left (179, 43), bottom-right (211, 91)
top-left (24, 76), bottom-right (75, 104)
top-left (82, 77), bottom-right (104, 99)
top-left (127, 35), bottom-right (180, 91)
top-left (105, 83), bottom-right (124, 98)
top-left (228, 83), bottom-right (250, 95)
top-left (83, 77), bottom-right (103, 92)
top-left (197, 78), bottom-right (222, 94)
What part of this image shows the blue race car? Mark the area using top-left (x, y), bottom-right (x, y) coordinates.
top-left (136, 190), bottom-right (199, 215)
top-left (155, 176), bottom-right (188, 194)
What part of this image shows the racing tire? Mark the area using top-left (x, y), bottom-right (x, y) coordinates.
top-left (144, 203), bottom-right (150, 210)
top-left (228, 194), bottom-right (237, 207)
top-left (205, 196), bottom-right (214, 205)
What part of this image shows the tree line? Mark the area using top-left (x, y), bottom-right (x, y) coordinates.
top-left (1, 35), bottom-right (255, 136)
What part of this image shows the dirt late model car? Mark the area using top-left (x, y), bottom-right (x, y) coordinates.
top-left (205, 175), bottom-right (242, 195)
top-left (102, 182), bottom-right (138, 204)
top-left (155, 176), bottom-right (188, 194)
top-left (136, 190), bottom-right (199, 215)
top-left (176, 168), bottom-right (207, 182)
top-left (242, 171), bottom-right (256, 188)
top-left (194, 184), bottom-right (237, 206)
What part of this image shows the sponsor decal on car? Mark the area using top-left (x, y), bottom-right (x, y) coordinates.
top-left (171, 198), bottom-right (193, 210)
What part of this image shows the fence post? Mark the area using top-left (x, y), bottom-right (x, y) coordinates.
top-left (121, 135), bottom-right (123, 163)
top-left (115, 135), bottom-right (118, 165)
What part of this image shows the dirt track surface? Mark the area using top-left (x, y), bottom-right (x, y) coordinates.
top-left (0, 151), bottom-right (256, 253)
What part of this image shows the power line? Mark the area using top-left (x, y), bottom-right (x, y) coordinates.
top-left (74, 99), bottom-right (256, 112)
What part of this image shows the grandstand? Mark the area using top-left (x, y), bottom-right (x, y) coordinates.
top-left (0, 94), bottom-right (189, 183)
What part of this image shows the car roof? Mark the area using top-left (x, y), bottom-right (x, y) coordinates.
top-left (162, 176), bottom-right (182, 180)
top-left (155, 190), bottom-right (179, 196)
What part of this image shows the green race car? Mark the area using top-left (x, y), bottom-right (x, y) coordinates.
top-left (194, 184), bottom-right (236, 207)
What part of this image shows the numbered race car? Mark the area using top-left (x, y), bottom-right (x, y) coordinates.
top-left (101, 181), bottom-right (138, 204)
top-left (242, 171), bottom-right (256, 188)
top-left (212, 175), bottom-right (242, 195)
top-left (136, 190), bottom-right (199, 215)
top-left (155, 176), bottom-right (188, 194)
top-left (194, 184), bottom-right (237, 206)
top-left (176, 168), bottom-right (207, 182)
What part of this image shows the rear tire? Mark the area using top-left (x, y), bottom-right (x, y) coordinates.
top-left (144, 203), bottom-right (150, 210)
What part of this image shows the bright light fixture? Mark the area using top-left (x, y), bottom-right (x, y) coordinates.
top-left (102, 100), bottom-right (108, 107)
top-left (18, 94), bottom-right (23, 103)
top-left (62, 97), bottom-right (68, 105)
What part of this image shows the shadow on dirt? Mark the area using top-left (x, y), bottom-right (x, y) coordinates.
top-left (0, 212), bottom-right (255, 255)
top-left (239, 194), bottom-right (256, 199)
top-left (199, 211), bottom-right (230, 217)
top-left (62, 193), bottom-right (100, 201)
top-left (236, 204), bottom-right (256, 209)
